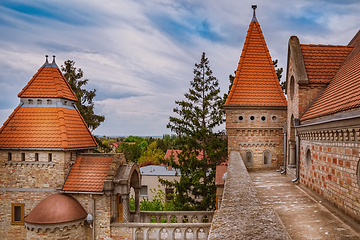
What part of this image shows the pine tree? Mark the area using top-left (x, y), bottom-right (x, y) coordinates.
top-left (61, 60), bottom-right (105, 131)
top-left (160, 52), bottom-right (227, 211)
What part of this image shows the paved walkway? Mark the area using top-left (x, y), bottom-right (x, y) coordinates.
top-left (249, 170), bottom-right (360, 240)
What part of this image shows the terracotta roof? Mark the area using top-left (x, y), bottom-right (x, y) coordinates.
top-left (62, 155), bottom-right (114, 192)
top-left (0, 107), bottom-right (97, 149)
top-left (301, 31), bottom-right (360, 121)
top-left (24, 193), bottom-right (87, 224)
top-left (164, 150), bottom-right (203, 163)
top-left (225, 19), bottom-right (286, 106)
top-left (18, 58), bottom-right (77, 101)
top-left (300, 44), bottom-right (353, 84)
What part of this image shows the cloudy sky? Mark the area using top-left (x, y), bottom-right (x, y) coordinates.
top-left (0, 0), bottom-right (359, 137)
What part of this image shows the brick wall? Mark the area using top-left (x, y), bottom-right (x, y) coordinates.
top-left (299, 137), bottom-right (360, 221)
top-left (226, 108), bottom-right (286, 169)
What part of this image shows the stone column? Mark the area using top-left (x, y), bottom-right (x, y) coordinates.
top-left (134, 187), bottom-right (140, 222)
top-left (121, 194), bottom-right (130, 222)
top-left (289, 140), bottom-right (296, 167)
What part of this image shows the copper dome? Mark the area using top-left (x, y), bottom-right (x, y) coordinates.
top-left (24, 193), bottom-right (87, 224)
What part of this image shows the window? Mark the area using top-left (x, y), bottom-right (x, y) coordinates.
top-left (250, 116), bottom-right (255, 121)
top-left (47, 99), bottom-right (52, 105)
top-left (8, 152), bottom-right (12, 161)
top-left (244, 150), bottom-right (253, 167)
top-left (289, 76), bottom-right (295, 100)
top-left (11, 203), bottom-right (24, 225)
top-left (35, 153), bottom-right (39, 162)
top-left (21, 153), bottom-right (25, 161)
top-left (165, 188), bottom-right (174, 202)
top-left (263, 150), bottom-right (271, 166)
top-left (37, 99), bottom-right (42, 105)
top-left (261, 116), bottom-right (266, 121)
top-left (238, 116), bottom-right (243, 121)
top-left (28, 99), bottom-right (33, 104)
top-left (140, 186), bottom-right (148, 198)
top-left (48, 153), bottom-right (52, 162)
top-left (271, 115), bottom-right (278, 122)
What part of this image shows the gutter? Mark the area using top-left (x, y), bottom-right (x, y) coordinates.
top-left (292, 135), bottom-right (300, 183)
top-left (281, 132), bottom-right (287, 174)
top-left (295, 113), bottom-right (360, 128)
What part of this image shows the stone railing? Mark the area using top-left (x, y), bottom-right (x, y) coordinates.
top-left (139, 211), bottom-right (213, 223)
top-left (113, 211), bottom-right (213, 240)
top-left (208, 151), bottom-right (291, 239)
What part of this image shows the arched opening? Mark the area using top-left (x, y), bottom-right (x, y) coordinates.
top-left (244, 150), bottom-right (254, 167)
top-left (306, 148), bottom-right (311, 168)
top-left (263, 150), bottom-right (271, 166)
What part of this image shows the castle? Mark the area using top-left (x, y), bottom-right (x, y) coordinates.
top-left (0, 5), bottom-right (359, 240)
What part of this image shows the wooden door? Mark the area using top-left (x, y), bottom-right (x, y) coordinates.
top-left (118, 194), bottom-right (123, 222)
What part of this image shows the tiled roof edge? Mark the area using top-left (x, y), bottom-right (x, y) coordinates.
top-left (74, 108), bottom-right (98, 147)
top-left (18, 68), bottom-right (42, 97)
top-left (225, 21), bottom-right (255, 105)
top-left (0, 105), bottom-right (21, 134)
top-left (55, 68), bottom-right (78, 102)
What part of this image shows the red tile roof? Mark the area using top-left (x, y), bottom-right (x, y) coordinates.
top-left (225, 20), bottom-right (286, 106)
top-left (301, 32), bottom-right (360, 121)
top-left (164, 149), bottom-right (203, 163)
top-left (300, 44), bottom-right (353, 84)
top-left (18, 62), bottom-right (77, 101)
top-left (0, 107), bottom-right (97, 149)
top-left (62, 155), bottom-right (114, 192)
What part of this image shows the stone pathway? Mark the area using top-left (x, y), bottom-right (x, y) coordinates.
top-left (249, 170), bottom-right (360, 240)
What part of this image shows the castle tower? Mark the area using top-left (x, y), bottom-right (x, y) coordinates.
top-left (0, 56), bottom-right (97, 239)
top-left (224, 6), bottom-right (287, 169)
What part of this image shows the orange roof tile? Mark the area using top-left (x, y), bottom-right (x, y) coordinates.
top-left (164, 149), bottom-right (203, 163)
top-left (301, 31), bottom-right (360, 121)
top-left (0, 107), bottom-right (97, 149)
top-left (225, 19), bottom-right (286, 106)
top-left (300, 44), bottom-right (353, 84)
top-left (18, 59), bottom-right (77, 101)
top-left (62, 156), bottom-right (114, 192)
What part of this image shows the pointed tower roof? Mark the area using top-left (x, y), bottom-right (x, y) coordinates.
top-left (225, 6), bottom-right (287, 106)
top-left (0, 56), bottom-right (97, 150)
top-left (18, 55), bottom-right (78, 102)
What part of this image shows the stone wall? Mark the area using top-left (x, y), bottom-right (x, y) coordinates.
top-left (298, 129), bottom-right (360, 222)
top-left (71, 194), bottom-right (112, 240)
top-left (26, 223), bottom-right (87, 240)
top-left (226, 108), bottom-right (286, 169)
top-left (208, 151), bottom-right (291, 239)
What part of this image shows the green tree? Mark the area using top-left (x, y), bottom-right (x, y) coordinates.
top-left (223, 70), bottom-right (236, 102)
top-left (116, 142), bottom-right (142, 163)
top-left (61, 60), bottom-right (105, 131)
top-left (138, 141), bottom-right (165, 165)
top-left (273, 59), bottom-right (285, 90)
top-left (160, 52), bottom-right (228, 211)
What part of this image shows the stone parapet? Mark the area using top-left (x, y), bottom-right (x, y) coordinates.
top-left (208, 151), bottom-right (291, 239)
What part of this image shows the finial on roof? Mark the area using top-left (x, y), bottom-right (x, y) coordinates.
top-left (252, 5), bottom-right (257, 22)
top-left (52, 55), bottom-right (56, 63)
top-left (45, 55), bottom-right (49, 64)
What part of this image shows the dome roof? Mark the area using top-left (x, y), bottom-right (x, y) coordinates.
top-left (24, 193), bottom-right (87, 224)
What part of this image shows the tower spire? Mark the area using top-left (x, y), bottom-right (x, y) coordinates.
top-left (252, 5), bottom-right (257, 22)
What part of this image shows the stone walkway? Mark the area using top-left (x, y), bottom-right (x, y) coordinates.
top-left (249, 170), bottom-right (360, 240)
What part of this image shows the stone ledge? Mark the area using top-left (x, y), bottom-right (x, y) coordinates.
top-left (4, 161), bottom-right (55, 167)
top-left (208, 151), bottom-right (291, 240)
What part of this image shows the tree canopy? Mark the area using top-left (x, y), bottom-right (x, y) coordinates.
top-left (160, 52), bottom-right (228, 211)
top-left (273, 59), bottom-right (285, 90)
top-left (61, 60), bottom-right (105, 131)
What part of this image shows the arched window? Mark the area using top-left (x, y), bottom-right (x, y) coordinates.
top-left (306, 148), bottom-right (311, 168)
top-left (8, 152), bottom-right (12, 161)
top-left (244, 150), bottom-right (253, 167)
top-left (289, 75), bottom-right (295, 100)
top-left (263, 150), bottom-right (271, 166)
